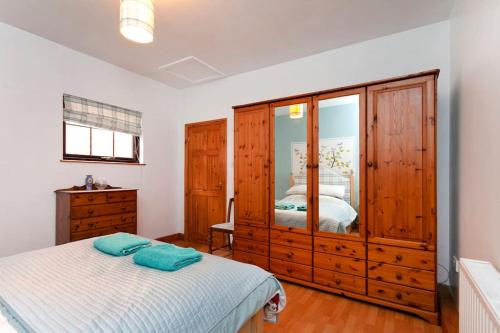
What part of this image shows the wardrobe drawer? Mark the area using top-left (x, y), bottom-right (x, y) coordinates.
top-left (234, 225), bottom-right (269, 242)
top-left (233, 250), bottom-right (269, 270)
top-left (233, 238), bottom-right (269, 256)
top-left (367, 261), bottom-right (435, 291)
top-left (70, 213), bottom-right (137, 233)
top-left (314, 268), bottom-right (366, 295)
top-left (367, 244), bottom-right (435, 271)
top-left (314, 253), bottom-right (366, 277)
top-left (368, 280), bottom-right (436, 312)
top-left (70, 223), bottom-right (136, 241)
top-left (107, 190), bottom-right (137, 203)
top-left (314, 237), bottom-right (366, 259)
top-left (271, 244), bottom-right (312, 266)
top-left (271, 259), bottom-right (312, 282)
top-left (71, 202), bottom-right (137, 219)
top-left (71, 193), bottom-right (107, 206)
top-left (270, 230), bottom-right (312, 250)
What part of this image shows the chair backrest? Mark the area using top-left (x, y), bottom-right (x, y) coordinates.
top-left (227, 198), bottom-right (234, 223)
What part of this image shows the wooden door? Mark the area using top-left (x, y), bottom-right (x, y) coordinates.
top-left (234, 104), bottom-right (270, 226)
top-left (367, 75), bottom-right (436, 250)
top-left (185, 119), bottom-right (227, 244)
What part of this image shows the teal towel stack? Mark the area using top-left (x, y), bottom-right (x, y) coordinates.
top-left (296, 205), bottom-right (307, 211)
top-left (133, 244), bottom-right (202, 271)
top-left (93, 233), bottom-right (151, 256)
top-left (275, 202), bottom-right (295, 210)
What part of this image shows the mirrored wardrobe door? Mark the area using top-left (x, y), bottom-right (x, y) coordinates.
top-left (270, 98), bottom-right (313, 233)
top-left (312, 88), bottom-right (366, 239)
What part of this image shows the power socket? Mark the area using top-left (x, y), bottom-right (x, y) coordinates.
top-left (453, 256), bottom-right (460, 273)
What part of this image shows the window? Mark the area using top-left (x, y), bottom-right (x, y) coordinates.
top-left (64, 122), bottom-right (140, 163)
top-left (62, 94), bottom-right (142, 164)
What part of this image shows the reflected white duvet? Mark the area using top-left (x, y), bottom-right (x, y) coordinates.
top-left (275, 194), bottom-right (357, 233)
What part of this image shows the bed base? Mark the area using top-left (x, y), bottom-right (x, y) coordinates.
top-left (238, 309), bottom-right (264, 333)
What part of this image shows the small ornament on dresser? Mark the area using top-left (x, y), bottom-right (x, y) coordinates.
top-left (95, 177), bottom-right (108, 190)
top-left (85, 175), bottom-right (94, 191)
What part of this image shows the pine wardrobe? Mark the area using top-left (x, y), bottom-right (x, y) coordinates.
top-left (232, 70), bottom-right (439, 324)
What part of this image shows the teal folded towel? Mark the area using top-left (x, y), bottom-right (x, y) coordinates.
top-left (296, 205), bottom-right (307, 211)
top-left (133, 244), bottom-right (202, 271)
top-left (93, 233), bottom-right (151, 256)
top-left (275, 202), bottom-right (295, 210)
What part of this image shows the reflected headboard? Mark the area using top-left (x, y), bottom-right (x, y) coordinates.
top-left (290, 172), bottom-right (355, 207)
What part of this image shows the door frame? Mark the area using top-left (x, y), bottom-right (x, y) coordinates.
top-left (184, 118), bottom-right (227, 243)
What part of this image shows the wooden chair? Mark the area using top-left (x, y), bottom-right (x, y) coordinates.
top-left (208, 198), bottom-right (234, 254)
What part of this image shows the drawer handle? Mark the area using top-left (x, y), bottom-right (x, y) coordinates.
top-left (335, 263), bottom-right (341, 269)
top-left (286, 239), bottom-right (293, 243)
top-left (286, 268), bottom-right (293, 273)
top-left (121, 207), bottom-right (126, 211)
top-left (335, 245), bottom-right (342, 251)
top-left (286, 252), bottom-right (293, 258)
top-left (247, 231), bottom-right (253, 237)
top-left (396, 273), bottom-right (403, 280)
top-left (396, 292), bottom-right (402, 300)
top-left (335, 279), bottom-right (341, 285)
top-left (121, 216), bottom-right (126, 222)
top-left (121, 196), bottom-right (127, 200)
top-left (88, 197), bottom-right (94, 202)
top-left (395, 255), bottom-right (403, 261)
top-left (88, 209), bottom-right (94, 215)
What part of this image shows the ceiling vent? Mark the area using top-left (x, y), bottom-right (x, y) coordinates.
top-left (158, 56), bottom-right (226, 84)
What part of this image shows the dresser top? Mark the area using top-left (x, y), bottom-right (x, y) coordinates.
top-left (55, 188), bottom-right (138, 194)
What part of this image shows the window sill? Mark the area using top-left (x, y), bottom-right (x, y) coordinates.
top-left (60, 159), bottom-right (146, 166)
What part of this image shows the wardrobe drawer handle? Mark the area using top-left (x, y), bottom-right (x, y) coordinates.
top-left (286, 268), bottom-right (293, 273)
top-left (367, 161), bottom-right (373, 167)
top-left (87, 209), bottom-right (94, 215)
top-left (396, 292), bottom-right (402, 300)
top-left (286, 252), bottom-right (293, 258)
top-left (335, 245), bottom-right (342, 251)
top-left (396, 273), bottom-right (403, 280)
top-left (335, 279), bottom-right (341, 285)
top-left (335, 263), bottom-right (341, 269)
top-left (395, 255), bottom-right (403, 261)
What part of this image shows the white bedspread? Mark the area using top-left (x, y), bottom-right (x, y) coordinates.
top-left (0, 239), bottom-right (282, 333)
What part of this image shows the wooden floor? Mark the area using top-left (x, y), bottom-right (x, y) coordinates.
top-left (173, 240), bottom-right (458, 333)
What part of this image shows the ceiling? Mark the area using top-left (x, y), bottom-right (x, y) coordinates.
top-left (0, 0), bottom-right (454, 89)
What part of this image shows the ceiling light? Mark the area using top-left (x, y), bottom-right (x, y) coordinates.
top-left (289, 104), bottom-right (304, 119)
top-left (120, 0), bottom-right (154, 44)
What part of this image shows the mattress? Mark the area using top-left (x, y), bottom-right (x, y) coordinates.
top-left (0, 238), bottom-right (284, 333)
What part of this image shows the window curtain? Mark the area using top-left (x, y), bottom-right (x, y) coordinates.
top-left (63, 94), bottom-right (142, 136)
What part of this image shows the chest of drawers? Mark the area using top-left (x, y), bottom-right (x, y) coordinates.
top-left (55, 189), bottom-right (138, 245)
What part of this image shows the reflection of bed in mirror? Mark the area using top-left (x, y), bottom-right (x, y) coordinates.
top-left (274, 172), bottom-right (358, 233)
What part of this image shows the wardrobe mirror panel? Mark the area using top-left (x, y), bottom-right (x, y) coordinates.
top-left (317, 94), bottom-right (360, 236)
top-left (274, 103), bottom-right (309, 230)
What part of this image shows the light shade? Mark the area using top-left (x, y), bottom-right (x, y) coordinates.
top-left (289, 104), bottom-right (304, 119)
top-left (120, 0), bottom-right (154, 44)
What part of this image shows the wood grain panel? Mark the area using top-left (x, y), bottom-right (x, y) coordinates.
top-left (71, 202), bottom-right (136, 219)
top-left (314, 236), bottom-right (366, 259)
top-left (368, 280), bottom-right (436, 312)
top-left (233, 238), bottom-right (269, 256)
top-left (270, 230), bottom-right (312, 250)
top-left (314, 252), bottom-right (366, 277)
top-left (233, 250), bottom-right (269, 270)
top-left (368, 261), bottom-right (435, 291)
top-left (367, 75), bottom-right (436, 249)
top-left (234, 105), bottom-right (270, 226)
top-left (271, 258), bottom-right (312, 281)
top-left (367, 244), bottom-right (435, 271)
top-left (270, 244), bottom-right (312, 265)
top-left (314, 268), bottom-right (366, 294)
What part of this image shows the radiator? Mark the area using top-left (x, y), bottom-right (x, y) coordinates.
top-left (459, 258), bottom-right (500, 333)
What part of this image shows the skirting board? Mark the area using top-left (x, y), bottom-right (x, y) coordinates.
top-left (156, 233), bottom-right (184, 243)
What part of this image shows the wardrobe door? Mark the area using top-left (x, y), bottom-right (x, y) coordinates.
top-left (367, 75), bottom-right (436, 250)
top-left (270, 97), bottom-right (313, 282)
top-left (233, 104), bottom-right (270, 270)
top-left (234, 104), bottom-right (270, 227)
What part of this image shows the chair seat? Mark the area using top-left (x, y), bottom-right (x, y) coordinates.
top-left (211, 223), bottom-right (234, 232)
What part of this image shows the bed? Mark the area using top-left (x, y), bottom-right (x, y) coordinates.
top-left (274, 173), bottom-right (358, 233)
top-left (0, 238), bottom-right (285, 333)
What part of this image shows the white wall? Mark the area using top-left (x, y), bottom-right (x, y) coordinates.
top-left (177, 21), bottom-right (452, 283)
top-left (449, 0), bottom-right (500, 291)
top-left (0, 23), bottom-right (182, 257)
